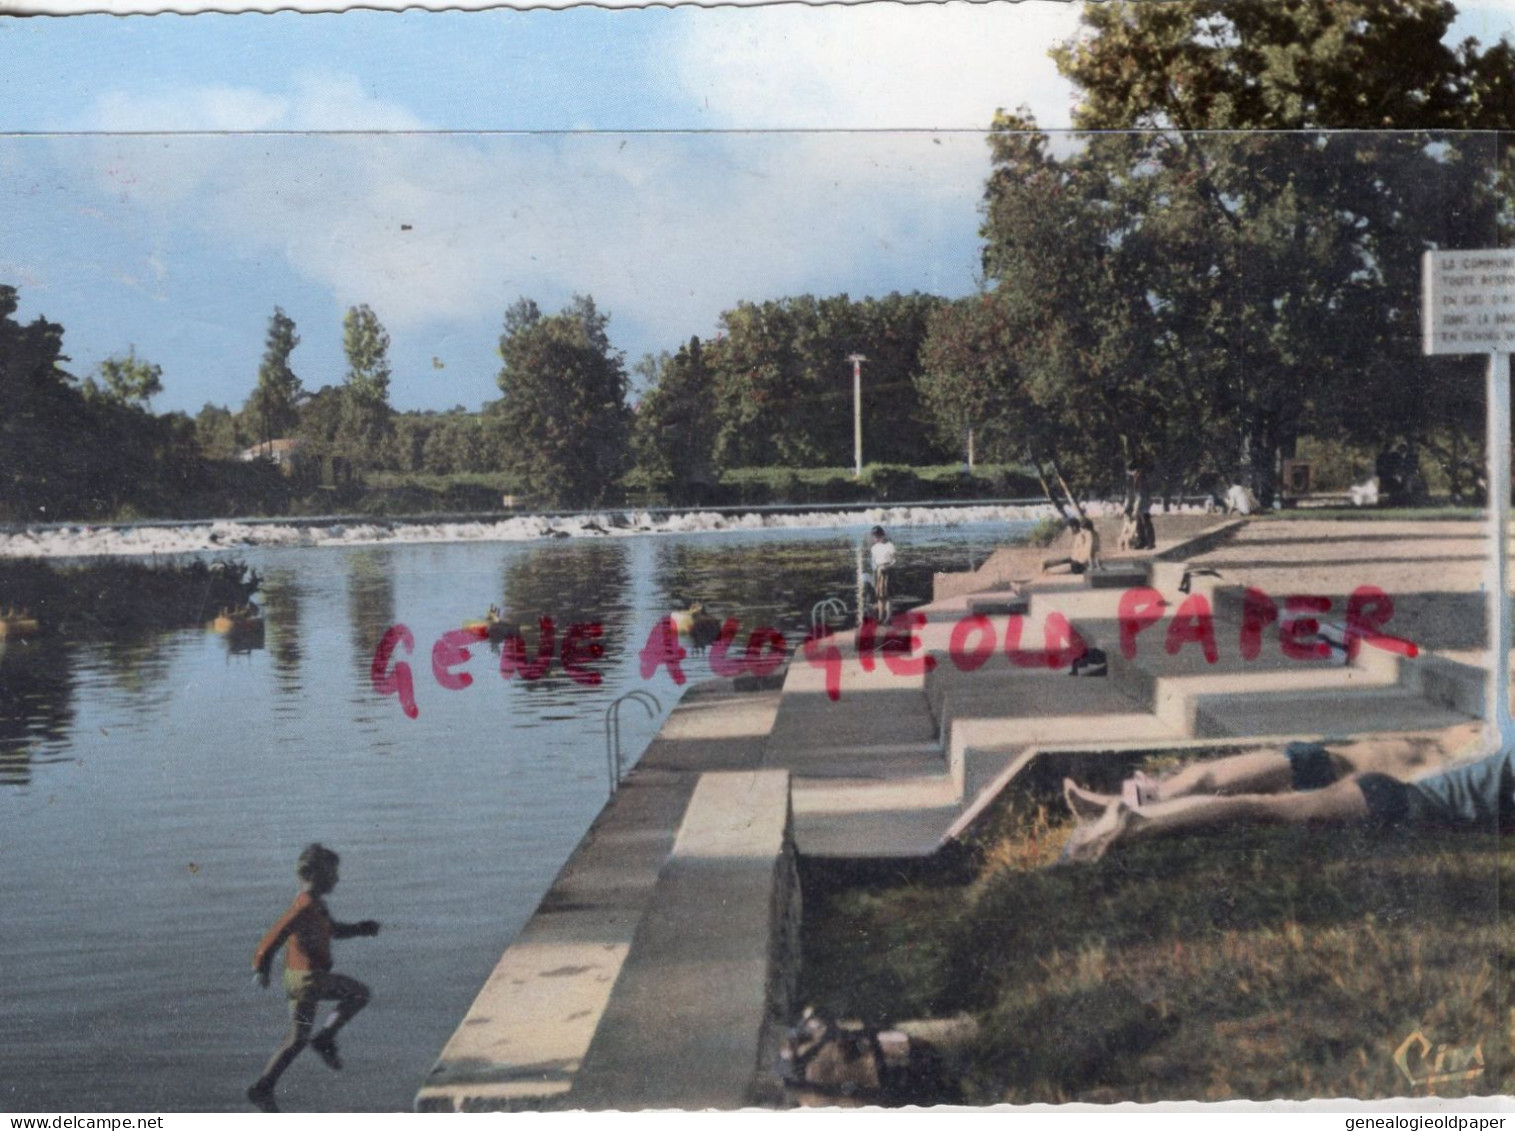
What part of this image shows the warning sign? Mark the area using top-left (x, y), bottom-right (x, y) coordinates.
top-left (1423, 249), bottom-right (1515, 355)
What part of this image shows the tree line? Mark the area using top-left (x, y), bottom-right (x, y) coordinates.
top-left (3, 0), bottom-right (1511, 522)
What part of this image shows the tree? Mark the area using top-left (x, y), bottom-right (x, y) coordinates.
top-left (917, 293), bottom-right (1026, 472)
top-left (0, 285), bottom-right (85, 518)
top-left (336, 304), bottom-right (394, 472)
top-left (977, 121), bottom-right (1497, 505)
top-left (633, 338), bottom-right (720, 502)
top-left (343, 303), bottom-right (392, 403)
top-left (95, 347), bottom-right (163, 408)
top-left (976, 121), bottom-right (1218, 510)
top-left (0, 286), bottom-right (283, 520)
top-left (1036, 0), bottom-right (1515, 499)
top-left (852, 293), bottom-right (952, 465)
top-left (496, 294), bottom-right (631, 508)
top-left (195, 403), bottom-right (243, 460)
top-left (245, 308), bottom-right (303, 446)
top-left (1051, 0), bottom-right (1510, 132)
top-left (705, 293), bottom-right (949, 469)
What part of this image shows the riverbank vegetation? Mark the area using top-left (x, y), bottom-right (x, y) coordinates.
top-left (799, 770), bottom-right (1513, 1103)
top-left (0, 558), bottom-right (260, 636)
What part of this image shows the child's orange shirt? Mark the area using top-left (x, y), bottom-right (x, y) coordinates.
top-left (253, 891), bottom-right (335, 975)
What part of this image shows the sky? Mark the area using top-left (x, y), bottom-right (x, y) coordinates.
top-left (2, 2), bottom-right (1513, 418)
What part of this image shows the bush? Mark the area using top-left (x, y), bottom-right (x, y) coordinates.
top-left (862, 464), bottom-right (922, 501)
top-left (1294, 437), bottom-right (1376, 493)
top-left (1023, 515), bottom-right (1069, 547)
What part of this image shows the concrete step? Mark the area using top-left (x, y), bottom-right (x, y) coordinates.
top-left (764, 629), bottom-right (943, 776)
top-left (1024, 587), bottom-right (1164, 623)
top-left (923, 660), bottom-right (1064, 728)
top-left (416, 681), bottom-right (778, 1113)
top-left (936, 675), bottom-right (1155, 752)
top-left (570, 770), bottom-right (795, 1110)
top-left (916, 588), bottom-right (1023, 624)
top-left (1193, 686), bottom-right (1476, 739)
top-left (967, 593), bottom-right (1029, 617)
top-left (1086, 563), bottom-right (1150, 589)
top-left (764, 691), bottom-right (941, 767)
top-left (764, 740), bottom-right (946, 779)
top-left (1394, 650), bottom-right (1487, 717)
top-left (791, 771), bottom-right (961, 813)
top-left (1104, 625), bottom-right (1340, 700)
top-left (957, 744), bottom-right (1029, 810)
top-left (944, 711), bottom-right (1179, 779)
top-left (1150, 664), bottom-right (1398, 735)
top-left (415, 770), bottom-right (699, 1112)
top-left (794, 803), bottom-right (965, 858)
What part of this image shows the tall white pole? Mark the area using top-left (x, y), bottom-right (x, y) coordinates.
top-left (847, 354), bottom-right (866, 478)
top-left (1487, 352), bottom-right (1514, 746)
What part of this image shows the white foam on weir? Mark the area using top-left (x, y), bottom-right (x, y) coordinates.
top-left (0, 500), bottom-right (1203, 559)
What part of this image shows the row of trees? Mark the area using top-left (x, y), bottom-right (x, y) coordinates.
top-left (0, 285), bottom-right (289, 522)
top-left (184, 290), bottom-right (958, 509)
top-left (197, 303), bottom-right (400, 483)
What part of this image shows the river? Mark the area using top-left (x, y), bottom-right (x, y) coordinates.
top-left (0, 521), bottom-right (1017, 1112)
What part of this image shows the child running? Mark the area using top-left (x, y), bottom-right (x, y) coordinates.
top-left (247, 843), bottom-right (380, 1112)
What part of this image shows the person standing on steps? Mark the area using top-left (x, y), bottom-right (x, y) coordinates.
top-left (247, 843), bottom-right (380, 1112)
top-left (869, 525), bottom-right (896, 621)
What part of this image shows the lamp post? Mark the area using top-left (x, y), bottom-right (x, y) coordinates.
top-left (847, 353), bottom-right (866, 478)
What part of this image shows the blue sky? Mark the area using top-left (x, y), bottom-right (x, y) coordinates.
top-left (2, 3), bottom-right (1512, 417)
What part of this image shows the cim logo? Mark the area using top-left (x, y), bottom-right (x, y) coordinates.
top-left (1393, 1029), bottom-right (1485, 1092)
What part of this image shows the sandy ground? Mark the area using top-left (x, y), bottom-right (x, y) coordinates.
top-left (934, 512), bottom-right (1225, 598)
top-left (1191, 518), bottom-right (1505, 667)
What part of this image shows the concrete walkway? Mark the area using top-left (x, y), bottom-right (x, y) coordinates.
top-left (416, 680), bottom-right (785, 1111)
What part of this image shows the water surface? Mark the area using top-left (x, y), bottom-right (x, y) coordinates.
top-left (0, 522), bottom-right (1014, 1112)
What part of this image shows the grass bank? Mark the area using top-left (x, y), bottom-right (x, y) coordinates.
top-left (800, 768), bottom-right (1512, 1104)
top-left (1271, 506), bottom-right (1482, 522)
top-left (305, 463), bottom-right (1047, 518)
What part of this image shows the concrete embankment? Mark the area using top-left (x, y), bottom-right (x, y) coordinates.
top-left (415, 678), bottom-right (797, 1111)
top-left (418, 515), bottom-right (1494, 1110)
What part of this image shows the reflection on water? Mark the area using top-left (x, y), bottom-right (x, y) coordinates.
top-left (495, 541), bottom-right (634, 691)
top-left (345, 549), bottom-right (397, 680)
top-left (500, 539), bottom-right (633, 624)
top-left (0, 523), bottom-right (1010, 1112)
top-left (0, 638), bottom-right (76, 787)
top-left (260, 569), bottom-right (304, 696)
top-left (98, 633), bottom-right (176, 697)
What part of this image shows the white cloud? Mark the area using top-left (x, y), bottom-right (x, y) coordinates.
top-left (50, 129), bottom-right (993, 346)
top-left (79, 72), bottom-right (426, 133)
top-left (278, 73), bottom-right (428, 131)
top-left (669, 0), bottom-right (1085, 130)
top-left (91, 85), bottom-right (290, 132)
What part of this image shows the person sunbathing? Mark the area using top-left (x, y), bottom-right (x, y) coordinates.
top-left (1058, 725), bottom-right (1496, 864)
